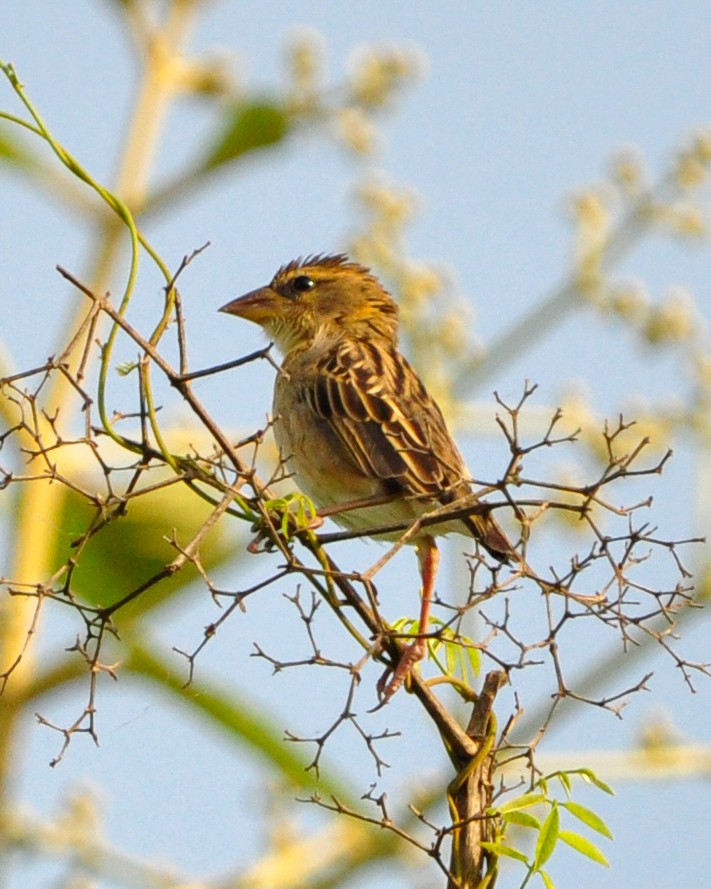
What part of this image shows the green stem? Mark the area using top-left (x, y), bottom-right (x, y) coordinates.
top-left (0, 2), bottom-right (200, 806)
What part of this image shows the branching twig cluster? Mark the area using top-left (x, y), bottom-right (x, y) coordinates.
top-left (1, 260), bottom-right (705, 887)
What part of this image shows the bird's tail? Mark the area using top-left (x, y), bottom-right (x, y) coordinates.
top-left (465, 510), bottom-right (518, 564)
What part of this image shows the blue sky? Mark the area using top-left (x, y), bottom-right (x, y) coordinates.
top-left (2, 3), bottom-right (711, 888)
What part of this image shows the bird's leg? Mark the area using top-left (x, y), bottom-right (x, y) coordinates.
top-left (377, 536), bottom-right (439, 703)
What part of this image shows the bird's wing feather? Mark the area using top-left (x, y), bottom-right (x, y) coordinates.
top-left (304, 340), bottom-right (469, 498)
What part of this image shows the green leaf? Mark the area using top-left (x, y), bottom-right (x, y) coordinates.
top-left (49, 471), bottom-right (238, 620)
top-left (503, 810), bottom-right (542, 830)
top-left (479, 841), bottom-right (530, 864)
top-left (562, 801), bottom-right (614, 839)
top-left (392, 616), bottom-right (416, 634)
top-left (454, 642), bottom-right (469, 682)
top-left (554, 771), bottom-right (572, 795)
top-left (534, 805), bottom-right (559, 871)
top-left (576, 769), bottom-right (615, 795)
top-left (466, 643), bottom-right (481, 677)
top-left (538, 870), bottom-right (556, 889)
top-left (558, 830), bottom-right (610, 867)
top-left (0, 126), bottom-right (36, 168)
top-left (116, 360), bottom-right (139, 376)
top-left (497, 791), bottom-right (546, 814)
top-left (203, 99), bottom-right (289, 171)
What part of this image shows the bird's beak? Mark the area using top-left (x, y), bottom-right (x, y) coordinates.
top-left (219, 287), bottom-right (276, 325)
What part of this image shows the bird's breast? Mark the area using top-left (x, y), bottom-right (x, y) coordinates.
top-left (273, 375), bottom-right (380, 509)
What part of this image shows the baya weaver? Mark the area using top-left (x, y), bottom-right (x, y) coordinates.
top-left (221, 254), bottom-right (514, 699)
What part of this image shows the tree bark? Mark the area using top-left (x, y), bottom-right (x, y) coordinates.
top-left (447, 670), bottom-right (506, 889)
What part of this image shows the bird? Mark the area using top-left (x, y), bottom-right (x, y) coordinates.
top-left (220, 254), bottom-right (515, 700)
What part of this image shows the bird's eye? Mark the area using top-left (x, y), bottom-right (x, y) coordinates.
top-left (292, 275), bottom-right (315, 293)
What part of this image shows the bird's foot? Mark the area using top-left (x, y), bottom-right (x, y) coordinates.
top-left (371, 638), bottom-right (427, 709)
top-left (246, 509), bottom-right (324, 553)
top-left (246, 528), bottom-right (276, 554)
top-left (303, 514), bottom-right (325, 531)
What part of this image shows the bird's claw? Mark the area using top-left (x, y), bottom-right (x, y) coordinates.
top-left (369, 639), bottom-right (427, 710)
top-left (246, 523), bottom-right (280, 554)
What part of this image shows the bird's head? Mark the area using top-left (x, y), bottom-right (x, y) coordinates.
top-left (220, 254), bottom-right (399, 354)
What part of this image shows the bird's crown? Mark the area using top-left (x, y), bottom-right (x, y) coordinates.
top-left (222, 254), bottom-right (400, 354)
top-left (275, 254), bottom-right (400, 346)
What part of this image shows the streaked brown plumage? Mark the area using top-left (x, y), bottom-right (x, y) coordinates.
top-left (221, 254), bottom-right (515, 699)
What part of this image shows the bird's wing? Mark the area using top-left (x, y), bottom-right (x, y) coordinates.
top-left (299, 339), bottom-right (515, 561)
top-left (305, 339), bottom-right (468, 498)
